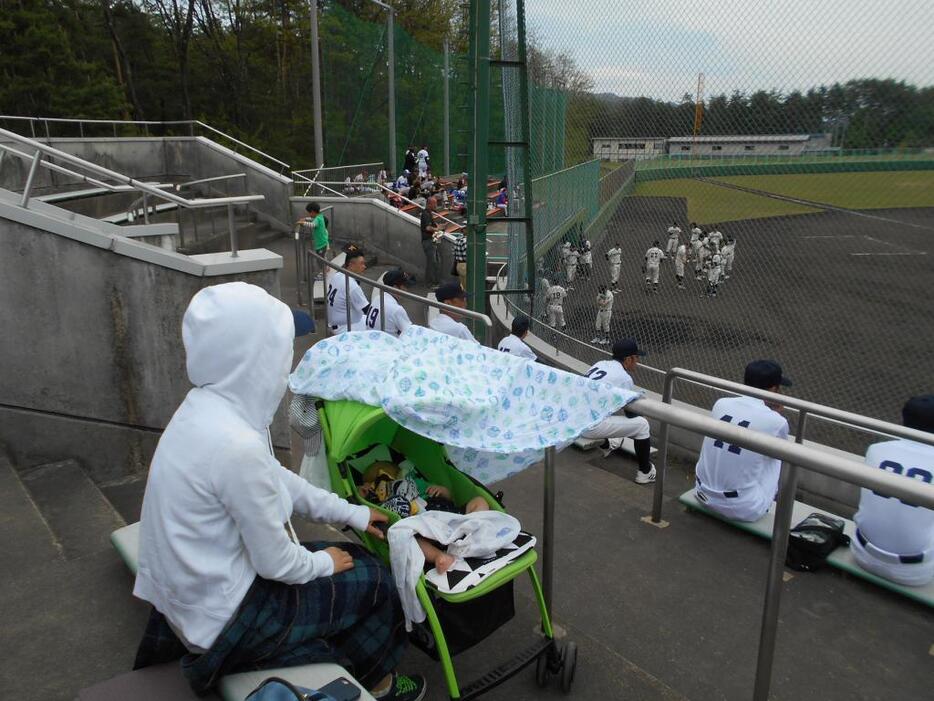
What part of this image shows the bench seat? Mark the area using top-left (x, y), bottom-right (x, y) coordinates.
top-left (678, 489), bottom-right (934, 608)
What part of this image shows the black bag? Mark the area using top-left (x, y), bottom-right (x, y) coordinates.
top-left (785, 512), bottom-right (851, 572)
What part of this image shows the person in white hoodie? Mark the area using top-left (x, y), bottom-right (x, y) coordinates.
top-left (132, 282), bottom-right (426, 701)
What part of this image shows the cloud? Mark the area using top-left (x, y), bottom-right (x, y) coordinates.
top-left (525, 0), bottom-right (934, 98)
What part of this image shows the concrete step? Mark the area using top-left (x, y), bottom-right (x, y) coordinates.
top-left (0, 451), bottom-right (62, 569)
top-left (19, 459), bottom-right (125, 561)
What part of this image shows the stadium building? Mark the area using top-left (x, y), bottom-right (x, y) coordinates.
top-left (592, 133), bottom-right (834, 160)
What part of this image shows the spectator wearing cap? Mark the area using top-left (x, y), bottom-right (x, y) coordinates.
top-left (366, 270), bottom-right (414, 336)
top-left (452, 229), bottom-right (468, 292)
top-left (850, 395), bottom-right (934, 586)
top-left (429, 282), bottom-right (476, 343)
top-left (326, 247), bottom-right (370, 335)
top-left (497, 316), bottom-right (537, 361)
top-left (421, 197), bottom-right (441, 286)
top-left (579, 339), bottom-right (655, 484)
top-left (694, 360), bottom-right (792, 521)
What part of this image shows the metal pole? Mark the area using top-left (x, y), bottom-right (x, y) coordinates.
top-left (295, 229), bottom-right (305, 306)
top-left (752, 409), bottom-right (808, 701)
top-left (387, 8), bottom-right (397, 175)
top-left (307, 250), bottom-right (316, 320)
top-left (142, 193), bottom-right (150, 224)
top-left (20, 151), bottom-right (43, 207)
top-left (79, 122), bottom-right (84, 138)
top-left (651, 372), bottom-right (676, 523)
top-left (443, 36), bottom-right (451, 177)
top-left (227, 204), bottom-right (239, 257)
top-left (310, 0), bottom-right (325, 168)
top-left (379, 287), bottom-right (386, 331)
top-left (345, 271), bottom-right (351, 330)
top-left (542, 445), bottom-right (556, 614)
top-left (516, 0), bottom-right (537, 300)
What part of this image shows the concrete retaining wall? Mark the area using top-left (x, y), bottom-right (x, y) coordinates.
top-left (0, 211), bottom-right (288, 484)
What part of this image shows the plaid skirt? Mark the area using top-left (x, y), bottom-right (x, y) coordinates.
top-left (134, 541), bottom-right (406, 693)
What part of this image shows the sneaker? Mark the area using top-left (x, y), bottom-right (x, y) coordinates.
top-left (635, 465), bottom-right (657, 485)
top-left (375, 673), bottom-right (427, 701)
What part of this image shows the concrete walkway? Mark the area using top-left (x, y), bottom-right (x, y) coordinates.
top-left (2, 238), bottom-right (931, 701)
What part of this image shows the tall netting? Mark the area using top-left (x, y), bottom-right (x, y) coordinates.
top-left (500, 0), bottom-right (934, 452)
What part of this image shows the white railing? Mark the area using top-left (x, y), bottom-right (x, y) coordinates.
top-left (0, 126), bottom-right (263, 256)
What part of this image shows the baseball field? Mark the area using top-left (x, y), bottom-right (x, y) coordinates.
top-left (533, 169), bottom-right (934, 450)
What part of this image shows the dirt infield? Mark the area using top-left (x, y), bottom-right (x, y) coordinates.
top-left (532, 196), bottom-right (934, 451)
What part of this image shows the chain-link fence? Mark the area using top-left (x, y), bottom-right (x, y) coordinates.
top-left (496, 0), bottom-right (934, 451)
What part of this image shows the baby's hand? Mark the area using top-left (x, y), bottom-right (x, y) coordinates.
top-left (426, 485), bottom-right (451, 499)
top-left (434, 552), bottom-right (456, 574)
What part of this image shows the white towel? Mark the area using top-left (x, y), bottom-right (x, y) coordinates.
top-left (388, 510), bottom-right (521, 629)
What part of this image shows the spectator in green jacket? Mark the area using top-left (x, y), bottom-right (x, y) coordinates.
top-left (297, 202), bottom-right (330, 258)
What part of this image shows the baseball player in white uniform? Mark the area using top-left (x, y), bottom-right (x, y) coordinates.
top-left (708, 228), bottom-right (723, 251)
top-left (579, 339), bottom-right (656, 484)
top-left (695, 360), bottom-right (792, 521)
top-left (326, 247), bottom-right (370, 334)
top-left (497, 315), bottom-right (538, 361)
top-left (705, 252), bottom-right (723, 297)
top-left (644, 241), bottom-right (665, 293)
top-left (693, 235), bottom-right (708, 280)
top-left (560, 241), bottom-right (572, 269)
top-left (666, 222), bottom-right (681, 256)
top-left (720, 237), bottom-right (736, 279)
top-left (674, 243), bottom-right (688, 289)
top-left (606, 244), bottom-right (622, 289)
top-left (850, 395), bottom-right (934, 587)
top-left (365, 269), bottom-right (413, 336)
top-left (565, 245), bottom-right (580, 287)
top-left (536, 270), bottom-right (551, 321)
top-left (546, 281), bottom-right (567, 330)
top-left (579, 239), bottom-right (593, 278)
top-left (591, 285), bottom-right (614, 345)
top-left (690, 222), bottom-right (702, 244)
top-left (429, 282), bottom-right (477, 342)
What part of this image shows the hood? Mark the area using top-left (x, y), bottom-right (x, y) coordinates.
top-left (183, 282), bottom-right (294, 430)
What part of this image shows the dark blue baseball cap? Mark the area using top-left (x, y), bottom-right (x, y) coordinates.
top-left (744, 360), bottom-right (792, 390)
top-left (436, 281), bottom-right (468, 303)
top-left (612, 338), bottom-right (646, 360)
top-left (292, 309), bottom-right (316, 337)
top-left (903, 395), bottom-right (934, 433)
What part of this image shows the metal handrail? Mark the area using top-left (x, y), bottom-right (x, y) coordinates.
top-left (292, 172), bottom-right (348, 198)
top-left (369, 180), bottom-right (464, 231)
top-left (293, 161), bottom-right (383, 176)
top-left (173, 173), bottom-right (246, 190)
top-left (0, 142), bottom-right (126, 193)
top-left (0, 115), bottom-right (291, 172)
top-left (633, 372), bottom-right (934, 701)
top-left (305, 248), bottom-right (493, 347)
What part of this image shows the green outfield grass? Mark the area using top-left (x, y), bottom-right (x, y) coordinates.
top-left (632, 178), bottom-right (819, 224)
top-left (635, 151), bottom-right (933, 171)
top-left (719, 171), bottom-right (934, 209)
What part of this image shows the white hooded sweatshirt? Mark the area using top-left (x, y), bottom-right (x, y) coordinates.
top-left (133, 282), bottom-right (370, 651)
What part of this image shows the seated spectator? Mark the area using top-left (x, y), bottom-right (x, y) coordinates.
top-left (494, 187), bottom-right (508, 207)
top-left (377, 168), bottom-right (388, 187)
top-left (694, 360), bottom-right (791, 521)
top-left (342, 175), bottom-right (354, 194)
top-left (497, 316), bottom-right (537, 361)
top-left (395, 170), bottom-right (411, 197)
top-left (579, 339), bottom-right (655, 485)
top-left (132, 282), bottom-right (425, 701)
top-left (429, 282), bottom-right (476, 343)
top-left (850, 395), bottom-right (934, 587)
top-left (367, 269), bottom-right (414, 336)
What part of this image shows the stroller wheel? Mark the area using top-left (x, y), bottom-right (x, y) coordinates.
top-left (560, 641), bottom-right (578, 693)
top-left (535, 650), bottom-right (549, 687)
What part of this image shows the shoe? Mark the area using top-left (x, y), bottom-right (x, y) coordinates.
top-left (635, 465), bottom-right (656, 485)
top-left (376, 673), bottom-right (427, 701)
top-left (600, 446), bottom-right (615, 458)
top-left (591, 337), bottom-right (601, 344)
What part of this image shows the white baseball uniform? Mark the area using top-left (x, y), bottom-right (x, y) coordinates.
top-left (365, 292), bottom-right (412, 336)
top-left (721, 242), bottom-right (735, 275)
top-left (690, 226), bottom-right (702, 243)
top-left (850, 439), bottom-right (934, 586)
top-left (707, 253), bottom-right (723, 285)
top-left (666, 226), bottom-right (681, 255)
top-left (675, 244), bottom-right (687, 278)
top-left (695, 396), bottom-right (789, 522)
top-left (606, 247), bottom-right (622, 285)
top-left (644, 246), bottom-right (664, 284)
top-left (327, 271), bottom-right (369, 334)
top-left (565, 249), bottom-right (580, 283)
top-left (708, 230), bottom-right (723, 251)
top-left (560, 242), bottom-right (571, 266)
top-left (546, 284), bottom-right (567, 328)
top-left (580, 242), bottom-right (593, 268)
top-left (594, 290), bottom-right (614, 334)
top-left (416, 149), bottom-right (429, 177)
top-left (430, 313), bottom-right (476, 342)
top-left (579, 360), bottom-right (651, 449)
top-left (497, 333), bottom-right (537, 361)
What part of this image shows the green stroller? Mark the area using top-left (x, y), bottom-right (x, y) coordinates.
top-left (317, 399), bottom-right (578, 700)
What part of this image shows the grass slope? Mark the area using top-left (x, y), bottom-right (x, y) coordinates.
top-left (632, 178), bottom-right (818, 224)
top-left (719, 171), bottom-right (934, 210)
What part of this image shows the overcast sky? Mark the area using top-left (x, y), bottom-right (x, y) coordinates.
top-left (526, 0), bottom-right (934, 99)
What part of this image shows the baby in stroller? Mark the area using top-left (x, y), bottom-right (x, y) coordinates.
top-left (358, 461), bottom-right (490, 573)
